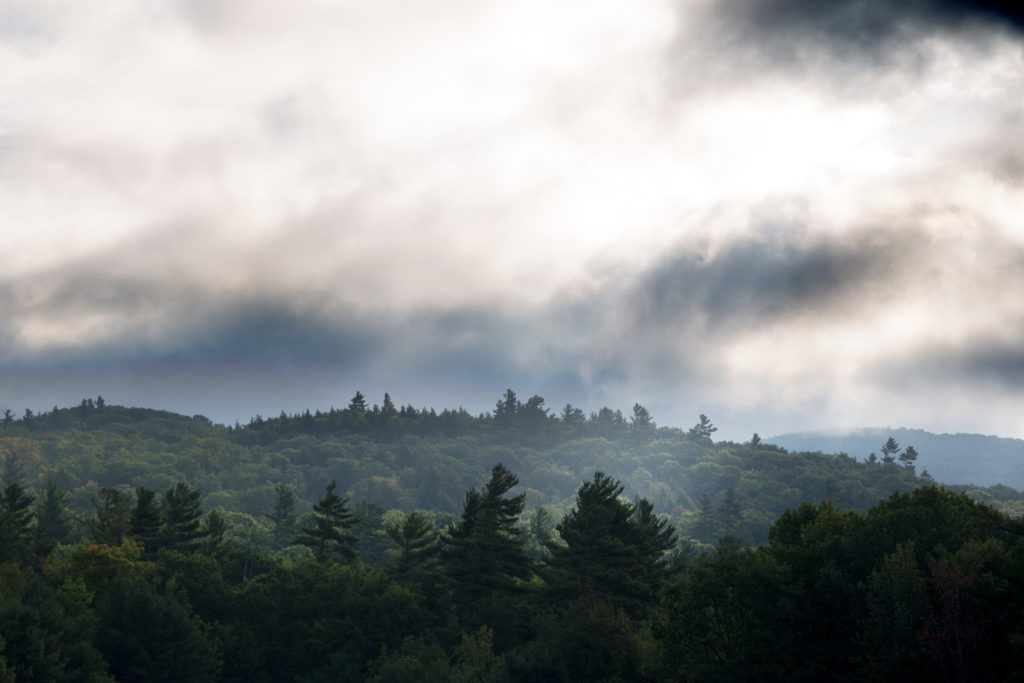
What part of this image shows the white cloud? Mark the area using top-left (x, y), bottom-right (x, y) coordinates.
top-left (1, 0), bottom-right (1024, 437)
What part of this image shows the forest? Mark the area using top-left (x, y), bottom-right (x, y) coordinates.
top-left (2, 391), bottom-right (1024, 681)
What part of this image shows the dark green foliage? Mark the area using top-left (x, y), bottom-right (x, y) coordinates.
top-left (264, 483), bottom-right (297, 549)
top-left (442, 464), bottom-right (533, 603)
top-left (543, 473), bottom-right (675, 617)
top-left (229, 561), bottom-right (431, 681)
top-left (386, 511), bottom-right (440, 575)
top-left (129, 487), bottom-right (162, 557)
top-left (693, 493), bottom-right (717, 544)
top-left (0, 484), bottom-right (35, 563)
top-left (34, 481), bottom-right (75, 554)
top-left (0, 564), bottom-right (111, 682)
top-left (855, 541), bottom-right (928, 680)
top-left (524, 505), bottom-right (555, 559)
top-left (163, 482), bottom-right (205, 552)
top-left (94, 574), bottom-right (220, 683)
top-left (523, 601), bottom-right (646, 682)
top-left (90, 488), bottom-right (131, 546)
top-left (718, 487), bottom-right (743, 541)
top-left (1, 453), bottom-right (24, 486)
top-left (655, 543), bottom-right (797, 682)
top-left (292, 480), bottom-right (359, 562)
top-left (200, 509), bottom-right (229, 559)
top-left (366, 636), bottom-right (451, 682)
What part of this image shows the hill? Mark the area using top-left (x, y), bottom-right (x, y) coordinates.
top-left (768, 427), bottom-right (1024, 489)
top-left (4, 393), bottom-right (1022, 553)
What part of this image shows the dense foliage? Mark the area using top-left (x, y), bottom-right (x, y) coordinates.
top-left (2, 394), bottom-right (1024, 680)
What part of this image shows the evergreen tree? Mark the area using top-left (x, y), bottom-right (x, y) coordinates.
top-left (899, 445), bottom-right (919, 469)
top-left (293, 480), bottom-right (360, 562)
top-left (90, 488), bottom-right (131, 546)
top-left (349, 391), bottom-right (368, 413)
top-left (1, 453), bottom-right (25, 487)
top-left (693, 494), bottom-right (718, 544)
top-left (265, 483), bottom-right (298, 549)
top-left (544, 473), bottom-right (675, 616)
top-left (0, 484), bottom-right (34, 563)
top-left (493, 389), bottom-right (520, 428)
top-left (630, 403), bottom-right (654, 432)
top-left (163, 482), bottom-right (205, 552)
top-left (881, 437), bottom-right (901, 464)
top-left (560, 404), bottom-right (586, 431)
top-left (442, 464), bottom-right (533, 601)
top-left (689, 414), bottom-right (717, 442)
top-left (718, 488), bottom-right (743, 541)
top-left (526, 506), bottom-right (555, 559)
top-left (201, 509), bottom-right (229, 559)
top-left (34, 481), bottom-right (73, 552)
top-left (386, 511), bottom-right (440, 575)
top-left (633, 496), bottom-right (677, 587)
top-left (130, 487), bottom-right (163, 558)
top-left (382, 392), bottom-right (397, 416)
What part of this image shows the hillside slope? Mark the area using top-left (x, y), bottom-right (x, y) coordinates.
top-left (768, 427), bottom-right (1024, 488)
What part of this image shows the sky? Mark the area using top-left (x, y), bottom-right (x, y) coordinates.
top-left (1, 0), bottom-right (1023, 440)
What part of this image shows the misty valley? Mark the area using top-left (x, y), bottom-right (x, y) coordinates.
top-left (1, 391), bottom-right (1023, 682)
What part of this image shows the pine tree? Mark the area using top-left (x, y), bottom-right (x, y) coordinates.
top-left (265, 483), bottom-right (298, 549)
top-left (1, 453), bottom-right (25, 487)
top-left (718, 488), bottom-right (743, 541)
top-left (442, 464), bottom-right (533, 601)
top-left (293, 480), bottom-right (360, 562)
top-left (881, 437), bottom-right (901, 464)
top-left (201, 509), bottom-right (229, 559)
top-left (90, 488), bottom-right (131, 546)
top-left (899, 445), bottom-right (919, 470)
top-left (633, 497), bottom-right (677, 589)
top-left (543, 473), bottom-right (676, 616)
top-left (349, 391), bottom-right (368, 413)
top-left (630, 404), bottom-right (654, 432)
top-left (493, 390), bottom-right (520, 428)
top-left (163, 482), bottom-right (205, 552)
top-left (130, 487), bottom-right (163, 557)
top-left (694, 493), bottom-right (718, 544)
top-left (0, 483), bottom-right (35, 563)
top-left (689, 414), bottom-right (717, 442)
top-left (34, 481), bottom-right (73, 552)
top-left (387, 511), bottom-right (440, 575)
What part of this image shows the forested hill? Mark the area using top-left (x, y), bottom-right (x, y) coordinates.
top-left (2, 392), bottom-right (1022, 549)
top-left (4, 394), bottom-right (1024, 680)
top-left (770, 427), bottom-right (1024, 489)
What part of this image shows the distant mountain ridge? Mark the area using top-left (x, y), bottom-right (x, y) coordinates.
top-left (767, 427), bottom-right (1024, 489)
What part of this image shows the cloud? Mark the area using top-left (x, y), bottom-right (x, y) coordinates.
top-left (716, 0), bottom-right (1024, 52)
top-left (2, 0), bottom-right (1024, 440)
